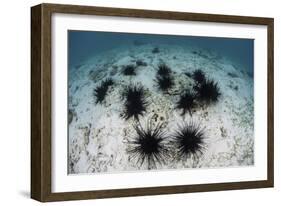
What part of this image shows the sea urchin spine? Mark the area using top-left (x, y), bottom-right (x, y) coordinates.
top-left (122, 84), bottom-right (148, 120)
top-left (170, 122), bottom-right (206, 161)
top-left (156, 75), bottom-right (174, 92)
top-left (122, 64), bottom-right (136, 76)
top-left (194, 78), bottom-right (221, 103)
top-left (192, 69), bottom-right (206, 84)
top-left (156, 63), bottom-right (174, 92)
top-left (93, 78), bottom-right (114, 104)
top-left (176, 90), bottom-right (197, 116)
top-left (157, 63), bottom-right (172, 77)
top-left (127, 121), bottom-right (169, 169)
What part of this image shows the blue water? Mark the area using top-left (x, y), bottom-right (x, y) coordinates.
top-left (68, 30), bottom-right (254, 75)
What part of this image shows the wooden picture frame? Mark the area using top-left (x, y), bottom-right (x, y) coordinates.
top-left (31, 3), bottom-right (274, 202)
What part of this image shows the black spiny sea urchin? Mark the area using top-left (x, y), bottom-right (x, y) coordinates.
top-left (127, 121), bottom-right (169, 169)
top-left (157, 63), bottom-right (171, 77)
top-left (176, 90), bottom-right (197, 116)
top-left (152, 47), bottom-right (160, 54)
top-left (192, 69), bottom-right (206, 84)
top-left (156, 75), bottom-right (174, 92)
top-left (93, 78), bottom-right (114, 104)
top-left (170, 122), bottom-right (206, 160)
top-left (122, 84), bottom-right (148, 120)
top-left (194, 78), bottom-right (221, 103)
top-left (122, 64), bottom-right (136, 76)
top-left (136, 59), bottom-right (147, 67)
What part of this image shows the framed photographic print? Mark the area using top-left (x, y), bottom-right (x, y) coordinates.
top-left (31, 3), bottom-right (274, 202)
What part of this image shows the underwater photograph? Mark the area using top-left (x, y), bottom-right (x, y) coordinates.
top-left (67, 30), bottom-right (254, 174)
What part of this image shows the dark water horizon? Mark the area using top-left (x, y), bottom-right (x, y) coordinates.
top-left (68, 30), bottom-right (254, 75)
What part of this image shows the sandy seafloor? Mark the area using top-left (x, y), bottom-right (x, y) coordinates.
top-left (68, 43), bottom-right (254, 174)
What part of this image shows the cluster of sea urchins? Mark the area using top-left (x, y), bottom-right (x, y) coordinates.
top-left (176, 69), bottom-right (221, 116)
top-left (92, 61), bottom-right (221, 170)
top-left (128, 120), bottom-right (206, 169)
